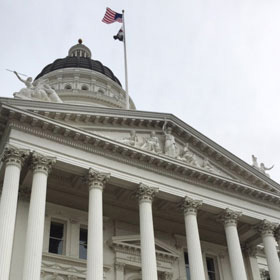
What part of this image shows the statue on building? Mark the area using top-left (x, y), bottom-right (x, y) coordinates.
top-left (13, 71), bottom-right (63, 103)
top-left (162, 121), bottom-right (177, 157)
top-left (251, 155), bottom-right (259, 169)
top-left (121, 130), bottom-right (139, 147)
top-left (259, 163), bottom-right (274, 177)
top-left (141, 131), bottom-right (161, 153)
top-left (177, 143), bottom-right (199, 167)
top-left (251, 154), bottom-right (273, 177)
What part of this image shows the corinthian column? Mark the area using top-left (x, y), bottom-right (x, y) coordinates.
top-left (22, 152), bottom-right (56, 280)
top-left (181, 197), bottom-right (206, 280)
top-left (86, 168), bottom-right (110, 280)
top-left (136, 183), bottom-right (159, 280)
top-left (0, 145), bottom-right (29, 280)
top-left (218, 208), bottom-right (247, 280)
top-left (256, 220), bottom-right (280, 280)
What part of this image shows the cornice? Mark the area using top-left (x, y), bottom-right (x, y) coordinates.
top-left (0, 98), bottom-right (278, 192)
top-left (1, 104), bottom-right (280, 209)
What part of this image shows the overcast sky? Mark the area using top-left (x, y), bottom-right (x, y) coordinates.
top-left (1, 0), bottom-right (280, 183)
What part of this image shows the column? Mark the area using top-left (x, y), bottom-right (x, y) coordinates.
top-left (181, 196), bottom-right (206, 280)
top-left (86, 168), bottom-right (110, 280)
top-left (0, 145), bottom-right (29, 280)
top-left (136, 183), bottom-right (159, 280)
top-left (115, 262), bottom-right (125, 280)
top-left (256, 220), bottom-right (280, 280)
top-left (218, 208), bottom-right (247, 280)
top-left (22, 152), bottom-right (56, 280)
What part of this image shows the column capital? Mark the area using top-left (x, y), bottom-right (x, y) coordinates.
top-left (136, 183), bottom-right (158, 202)
top-left (115, 262), bottom-right (125, 272)
top-left (255, 219), bottom-right (278, 238)
top-left (86, 168), bottom-right (110, 191)
top-left (31, 152), bottom-right (56, 175)
top-left (180, 196), bottom-right (202, 215)
top-left (217, 208), bottom-right (242, 227)
top-left (161, 271), bottom-right (173, 280)
top-left (2, 145), bottom-right (29, 168)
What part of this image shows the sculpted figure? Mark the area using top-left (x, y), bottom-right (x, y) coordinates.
top-left (162, 121), bottom-right (177, 157)
top-left (201, 158), bottom-right (215, 172)
top-left (43, 84), bottom-right (63, 103)
top-left (259, 163), bottom-right (274, 177)
top-left (141, 131), bottom-right (161, 153)
top-left (13, 70), bottom-right (62, 103)
top-left (178, 143), bottom-right (199, 166)
top-left (13, 71), bottom-right (34, 99)
top-left (251, 155), bottom-right (259, 169)
top-left (121, 130), bottom-right (138, 147)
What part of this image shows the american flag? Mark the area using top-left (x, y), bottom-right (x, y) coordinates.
top-left (102, 8), bottom-right (123, 24)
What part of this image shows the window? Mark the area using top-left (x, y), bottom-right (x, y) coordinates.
top-left (79, 227), bottom-right (88, 259)
top-left (49, 221), bottom-right (65, 255)
top-left (65, 84), bottom-right (72, 90)
top-left (184, 252), bottom-right (191, 280)
top-left (81, 85), bottom-right (89, 91)
top-left (206, 257), bottom-right (217, 280)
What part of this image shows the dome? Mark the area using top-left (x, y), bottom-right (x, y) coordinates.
top-left (35, 40), bottom-right (122, 87)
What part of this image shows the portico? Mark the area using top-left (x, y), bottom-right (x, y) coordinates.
top-left (0, 41), bottom-right (280, 280)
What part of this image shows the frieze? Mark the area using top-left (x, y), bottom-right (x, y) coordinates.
top-left (6, 116), bottom-right (280, 210)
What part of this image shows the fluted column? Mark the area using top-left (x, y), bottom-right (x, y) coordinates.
top-left (22, 152), bottom-right (56, 280)
top-left (136, 183), bottom-right (159, 280)
top-left (218, 208), bottom-right (247, 280)
top-left (181, 197), bottom-right (206, 280)
top-left (0, 145), bottom-right (29, 280)
top-left (86, 168), bottom-right (110, 280)
top-left (256, 220), bottom-right (280, 280)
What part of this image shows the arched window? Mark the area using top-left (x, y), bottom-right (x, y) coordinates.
top-left (81, 85), bottom-right (89, 91)
top-left (64, 84), bottom-right (72, 90)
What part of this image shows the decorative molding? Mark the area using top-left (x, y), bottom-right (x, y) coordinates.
top-left (115, 262), bottom-right (125, 272)
top-left (255, 219), bottom-right (279, 237)
top-left (3, 109), bottom-right (280, 210)
top-left (86, 168), bottom-right (110, 191)
top-left (180, 196), bottom-right (202, 215)
top-left (31, 151), bottom-right (56, 175)
top-left (136, 183), bottom-right (158, 202)
top-left (1, 144), bottom-right (29, 168)
top-left (217, 208), bottom-right (242, 227)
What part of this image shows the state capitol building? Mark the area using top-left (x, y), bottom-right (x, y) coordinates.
top-left (0, 41), bottom-right (279, 280)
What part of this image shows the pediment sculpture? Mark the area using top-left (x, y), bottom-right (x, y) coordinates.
top-left (251, 155), bottom-right (274, 177)
top-left (119, 130), bottom-right (223, 175)
top-left (13, 71), bottom-right (63, 103)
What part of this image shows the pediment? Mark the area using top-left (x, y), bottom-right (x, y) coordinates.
top-left (1, 98), bottom-right (280, 202)
top-left (110, 235), bottom-right (179, 260)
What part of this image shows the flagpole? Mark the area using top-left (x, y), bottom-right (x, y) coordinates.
top-left (122, 10), bottom-right (130, 110)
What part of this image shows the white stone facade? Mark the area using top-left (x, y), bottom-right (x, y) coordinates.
top-left (0, 42), bottom-right (280, 280)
